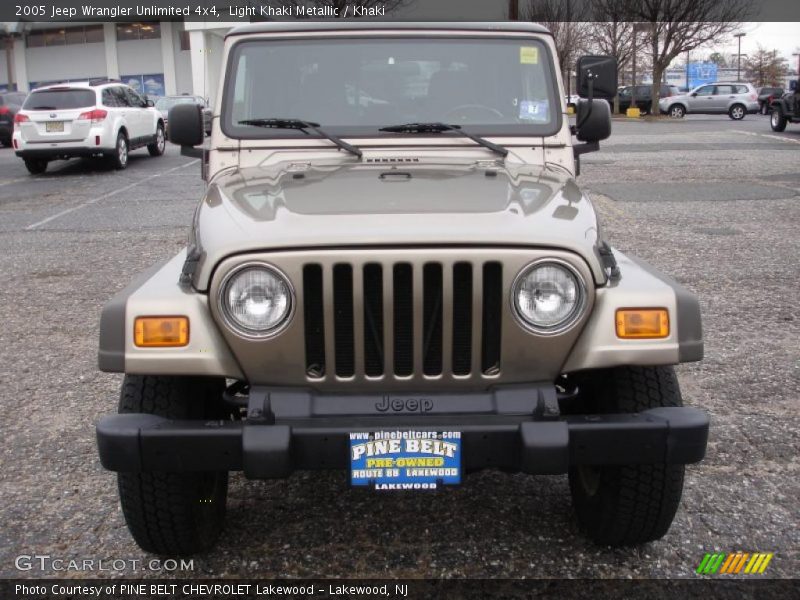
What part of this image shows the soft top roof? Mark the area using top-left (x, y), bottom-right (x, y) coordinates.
top-left (226, 20), bottom-right (551, 38)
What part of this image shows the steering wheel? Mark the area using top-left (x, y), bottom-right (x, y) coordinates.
top-left (444, 104), bottom-right (504, 122)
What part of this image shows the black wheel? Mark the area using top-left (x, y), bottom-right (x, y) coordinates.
top-left (729, 104), bottom-right (746, 120)
top-left (109, 131), bottom-right (129, 169)
top-left (147, 122), bottom-right (166, 157)
top-left (770, 108), bottom-right (788, 132)
top-left (24, 158), bottom-right (48, 174)
top-left (116, 375), bottom-right (229, 555)
top-left (668, 104), bottom-right (685, 118)
top-left (568, 366), bottom-right (686, 546)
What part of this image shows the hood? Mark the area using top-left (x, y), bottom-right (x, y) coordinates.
top-left (189, 160), bottom-right (605, 290)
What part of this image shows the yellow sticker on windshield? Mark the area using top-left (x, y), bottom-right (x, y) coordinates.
top-left (520, 46), bottom-right (539, 64)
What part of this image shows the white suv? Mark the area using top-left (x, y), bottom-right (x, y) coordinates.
top-left (12, 79), bottom-right (165, 174)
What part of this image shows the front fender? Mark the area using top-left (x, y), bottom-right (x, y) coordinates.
top-left (563, 249), bottom-right (703, 372)
top-left (98, 250), bottom-right (244, 378)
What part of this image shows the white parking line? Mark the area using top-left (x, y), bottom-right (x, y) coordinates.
top-left (0, 176), bottom-right (31, 188)
top-left (24, 159), bottom-right (200, 230)
top-left (732, 130), bottom-right (800, 144)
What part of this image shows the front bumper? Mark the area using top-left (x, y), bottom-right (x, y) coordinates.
top-left (96, 385), bottom-right (709, 478)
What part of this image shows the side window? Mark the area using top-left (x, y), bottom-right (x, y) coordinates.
top-left (715, 85), bottom-right (734, 95)
top-left (733, 85), bottom-right (749, 94)
top-left (112, 87), bottom-right (130, 107)
top-left (102, 89), bottom-right (117, 107)
top-left (126, 88), bottom-right (145, 108)
top-left (619, 87), bottom-right (631, 97)
top-left (696, 85), bottom-right (715, 95)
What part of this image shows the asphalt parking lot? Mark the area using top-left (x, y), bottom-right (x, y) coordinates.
top-left (0, 114), bottom-right (798, 579)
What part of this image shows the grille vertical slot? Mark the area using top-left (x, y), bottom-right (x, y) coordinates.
top-left (393, 263), bottom-right (413, 376)
top-left (422, 263), bottom-right (443, 376)
top-left (302, 264), bottom-right (325, 378)
top-left (451, 262), bottom-right (473, 375)
top-left (363, 263), bottom-right (384, 377)
top-left (481, 262), bottom-right (503, 375)
top-left (333, 264), bottom-right (354, 377)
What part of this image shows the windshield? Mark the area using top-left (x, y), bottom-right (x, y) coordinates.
top-left (222, 37), bottom-right (559, 138)
top-left (23, 89), bottom-right (95, 110)
top-left (156, 96), bottom-right (200, 111)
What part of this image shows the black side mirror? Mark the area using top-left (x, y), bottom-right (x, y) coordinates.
top-left (790, 80), bottom-right (798, 92)
top-left (577, 55), bottom-right (618, 100)
top-left (575, 99), bottom-right (611, 143)
top-left (690, 92), bottom-right (698, 97)
top-left (145, 98), bottom-right (154, 107)
top-left (169, 103), bottom-right (204, 153)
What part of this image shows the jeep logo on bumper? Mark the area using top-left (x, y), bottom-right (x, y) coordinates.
top-left (375, 396), bottom-right (434, 413)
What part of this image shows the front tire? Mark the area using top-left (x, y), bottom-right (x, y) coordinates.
top-left (24, 158), bottom-right (48, 174)
top-left (116, 375), bottom-right (229, 555)
top-left (668, 104), bottom-right (685, 118)
top-left (568, 366), bottom-right (686, 546)
top-left (147, 123), bottom-right (166, 157)
top-left (770, 108), bottom-right (788, 132)
top-left (729, 104), bottom-right (746, 120)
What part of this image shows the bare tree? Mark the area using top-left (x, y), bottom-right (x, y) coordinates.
top-left (633, 0), bottom-right (751, 113)
top-left (745, 45), bottom-right (789, 87)
top-left (588, 0), bottom-right (636, 112)
top-left (523, 0), bottom-right (591, 97)
top-left (707, 51), bottom-right (729, 68)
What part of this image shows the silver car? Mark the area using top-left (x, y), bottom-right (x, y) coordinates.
top-left (659, 82), bottom-right (759, 120)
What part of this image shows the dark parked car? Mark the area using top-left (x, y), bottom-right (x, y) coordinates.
top-left (155, 95), bottom-right (212, 137)
top-left (757, 86), bottom-right (784, 115)
top-left (617, 85), bottom-right (680, 114)
top-left (769, 81), bottom-right (799, 131)
top-left (0, 91), bottom-right (28, 147)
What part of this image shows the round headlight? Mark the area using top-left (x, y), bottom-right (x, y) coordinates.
top-left (513, 261), bottom-right (585, 333)
top-left (219, 264), bottom-right (293, 336)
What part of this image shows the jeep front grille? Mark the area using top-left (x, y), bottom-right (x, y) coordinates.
top-left (301, 260), bottom-right (504, 381)
top-left (209, 248), bottom-right (595, 391)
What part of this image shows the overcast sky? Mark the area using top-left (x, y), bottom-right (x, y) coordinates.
top-left (718, 22), bottom-right (800, 64)
top-left (392, 1), bottom-right (799, 66)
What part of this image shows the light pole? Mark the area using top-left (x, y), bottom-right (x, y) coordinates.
top-left (685, 50), bottom-right (690, 90)
top-left (793, 52), bottom-right (800, 80)
top-left (734, 32), bottom-right (746, 82)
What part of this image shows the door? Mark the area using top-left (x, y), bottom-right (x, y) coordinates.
top-left (711, 85), bottom-right (735, 112)
top-left (108, 86), bottom-right (136, 138)
top-left (124, 87), bottom-right (149, 141)
top-left (688, 85), bottom-right (715, 112)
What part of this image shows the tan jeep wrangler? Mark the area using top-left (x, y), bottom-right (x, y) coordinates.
top-left (96, 21), bottom-right (708, 555)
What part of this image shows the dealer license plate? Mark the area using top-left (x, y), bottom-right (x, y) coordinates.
top-left (46, 121), bottom-right (65, 132)
top-left (349, 431), bottom-right (461, 490)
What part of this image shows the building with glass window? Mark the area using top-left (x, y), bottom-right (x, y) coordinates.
top-left (0, 21), bottom-right (229, 105)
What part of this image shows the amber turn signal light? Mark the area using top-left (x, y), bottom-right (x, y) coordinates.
top-left (134, 317), bottom-right (189, 347)
top-left (615, 309), bottom-right (669, 339)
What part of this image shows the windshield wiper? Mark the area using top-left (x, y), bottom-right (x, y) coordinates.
top-left (238, 118), bottom-right (362, 159)
top-left (379, 122), bottom-right (508, 157)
